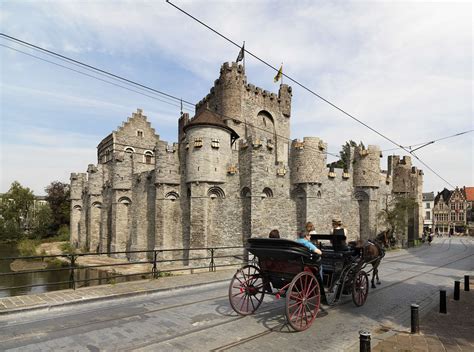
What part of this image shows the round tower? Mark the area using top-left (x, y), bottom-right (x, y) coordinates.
top-left (217, 62), bottom-right (245, 121)
top-left (352, 145), bottom-right (381, 188)
top-left (183, 109), bottom-right (238, 184)
top-left (291, 137), bottom-right (327, 184)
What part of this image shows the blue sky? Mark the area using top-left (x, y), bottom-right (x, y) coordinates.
top-left (0, 0), bottom-right (472, 195)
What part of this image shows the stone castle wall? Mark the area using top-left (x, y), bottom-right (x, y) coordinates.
top-left (70, 62), bottom-right (424, 260)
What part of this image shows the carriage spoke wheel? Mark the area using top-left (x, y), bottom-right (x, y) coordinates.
top-left (285, 271), bottom-right (320, 331)
top-left (352, 270), bottom-right (369, 307)
top-left (229, 265), bottom-right (265, 315)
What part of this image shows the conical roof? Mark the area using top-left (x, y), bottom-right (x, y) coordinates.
top-left (183, 109), bottom-right (239, 141)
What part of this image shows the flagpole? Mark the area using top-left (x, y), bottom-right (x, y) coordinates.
top-left (243, 41), bottom-right (246, 71)
top-left (281, 63), bottom-right (283, 85)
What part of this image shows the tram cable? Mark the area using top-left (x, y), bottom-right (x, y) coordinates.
top-left (165, 0), bottom-right (457, 188)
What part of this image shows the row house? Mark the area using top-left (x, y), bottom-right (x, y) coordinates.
top-left (422, 192), bottom-right (434, 231)
top-left (433, 187), bottom-right (467, 234)
top-left (463, 187), bottom-right (474, 223)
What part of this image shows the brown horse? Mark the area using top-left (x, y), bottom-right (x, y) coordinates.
top-left (355, 239), bottom-right (385, 289)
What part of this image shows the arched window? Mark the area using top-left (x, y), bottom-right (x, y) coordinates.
top-left (262, 187), bottom-right (273, 198)
top-left (124, 147), bottom-right (135, 154)
top-left (292, 187), bottom-right (306, 199)
top-left (240, 187), bottom-right (251, 198)
top-left (208, 186), bottom-right (225, 199)
top-left (144, 150), bottom-right (154, 164)
top-left (118, 197), bottom-right (132, 206)
top-left (165, 191), bottom-right (179, 201)
top-left (317, 191), bottom-right (322, 199)
top-left (92, 202), bottom-right (102, 209)
top-left (73, 205), bottom-right (82, 211)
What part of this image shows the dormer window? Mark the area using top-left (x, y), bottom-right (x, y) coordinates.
top-left (137, 130), bottom-right (144, 138)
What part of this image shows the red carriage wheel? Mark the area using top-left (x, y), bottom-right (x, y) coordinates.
top-left (228, 265), bottom-right (266, 315)
top-left (352, 270), bottom-right (369, 307)
top-left (285, 271), bottom-right (320, 331)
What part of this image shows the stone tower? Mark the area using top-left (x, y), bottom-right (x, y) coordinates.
top-left (353, 145), bottom-right (381, 240)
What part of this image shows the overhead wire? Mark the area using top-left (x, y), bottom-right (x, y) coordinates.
top-left (382, 130), bottom-right (474, 152)
top-left (165, 0), bottom-right (456, 188)
top-left (0, 33), bottom-right (195, 109)
top-left (0, 43), bottom-right (187, 110)
top-left (1, 36), bottom-right (341, 160)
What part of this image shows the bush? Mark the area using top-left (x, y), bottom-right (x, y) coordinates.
top-left (60, 242), bottom-right (76, 255)
top-left (56, 225), bottom-right (70, 241)
top-left (17, 239), bottom-right (40, 256)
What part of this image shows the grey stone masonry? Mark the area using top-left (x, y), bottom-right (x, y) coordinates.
top-left (70, 62), bottom-right (424, 261)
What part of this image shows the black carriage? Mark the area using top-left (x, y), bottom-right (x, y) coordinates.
top-left (228, 236), bottom-right (370, 331)
top-left (310, 234), bottom-right (369, 307)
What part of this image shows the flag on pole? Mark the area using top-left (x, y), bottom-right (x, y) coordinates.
top-left (274, 64), bottom-right (283, 83)
top-left (236, 43), bottom-right (245, 63)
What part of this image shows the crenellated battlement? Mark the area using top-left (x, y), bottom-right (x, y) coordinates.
top-left (70, 61), bottom-right (425, 257)
top-left (290, 137), bottom-right (327, 185)
top-left (353, 145), bottom-right (381, 188)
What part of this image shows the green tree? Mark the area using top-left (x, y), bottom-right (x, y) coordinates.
top-left (378, 195), bottom-right (418, 243)
top-left (45, 181), bottom-right (70, 234)
top-left (31, 203), bottom-right (54, 239)
top-left (0, 181), bottom-right (35, 240)
top-left (330, 140), bottom-right (365, 170)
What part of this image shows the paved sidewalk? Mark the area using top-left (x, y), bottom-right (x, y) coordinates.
top-left (0, 268), bottom-right (235, 315)
top-left (370, 281), bottom-right (473, 352)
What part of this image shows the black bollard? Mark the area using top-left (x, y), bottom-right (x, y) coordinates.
top-left (454, 281), bottom-right (460, 301)
top-left (411, 304), bottom-right (420, 334)
top-left (439, 290), bottom-right (447, 314)
top-left (465, 275), bottom-right (470, 292)
top-left (359, 330), bottom-right (371, 352)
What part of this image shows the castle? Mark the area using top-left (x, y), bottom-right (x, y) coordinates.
top-left (70, 62), bottom-right (424, 259)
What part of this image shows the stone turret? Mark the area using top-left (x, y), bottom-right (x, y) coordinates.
top-left (154, 140), bottom-right (180, 185)
top-left (70, 173), bottom-right (86, 247)
top-left (183, 109), bottom-right (238, 184)
top-left (278, 84), bottom-right (292, 118)
top-left (353, 145), bottom-right (381, 188)
top-left (87, 164), bottom-right (103, 195)
top-left (112, 152), bottom-right (134, 190)
top-left (290, 137), bottom-right (327, 184)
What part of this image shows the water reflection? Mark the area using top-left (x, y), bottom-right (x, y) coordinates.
top-left (0, 243), bottom-right (142, 298)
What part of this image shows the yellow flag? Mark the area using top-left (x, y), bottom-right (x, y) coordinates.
top-left (274, 65), bottom-right (283, 83)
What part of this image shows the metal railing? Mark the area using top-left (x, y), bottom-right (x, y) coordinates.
top-left (0, 246), bottom-right (247, 296)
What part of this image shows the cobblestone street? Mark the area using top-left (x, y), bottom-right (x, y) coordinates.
top-left (0, 237), bottom-right (472, 351)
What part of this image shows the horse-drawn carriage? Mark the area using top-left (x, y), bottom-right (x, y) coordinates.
top-left (228, 234), bottom-right (383, 331)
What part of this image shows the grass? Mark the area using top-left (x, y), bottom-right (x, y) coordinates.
top-left (60, 242), bottom-right (76, 255)
top-left (17, 239), bottom-right (40, 256)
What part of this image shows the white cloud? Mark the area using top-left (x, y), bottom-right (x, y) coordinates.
top-left (0, 0), bottom-right (472, 193)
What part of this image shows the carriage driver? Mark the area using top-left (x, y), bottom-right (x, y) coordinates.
top-left (330, 217), bottom-right (349, 251)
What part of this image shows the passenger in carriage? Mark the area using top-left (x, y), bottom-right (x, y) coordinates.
top-left (330, 218), bottom-right (349, 251)
top-left (269, 229), bottom-right (280, 238)
top-left (297, 222), bottom-right (323, 281)
top-left (296, 222), bottom-right (322, 255)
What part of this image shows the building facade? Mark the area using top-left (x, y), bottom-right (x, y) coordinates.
top-left (422, 192), bottom-right (434, 232)
top-left (433, 187), bottom-right (467, 234)
top-left (70, 62), bottom-right (424, 259)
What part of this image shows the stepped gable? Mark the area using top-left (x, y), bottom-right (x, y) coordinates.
top-left (183, 109), bottom-right (239, 141)
top-left (114, 108), bottom-right (160, 139)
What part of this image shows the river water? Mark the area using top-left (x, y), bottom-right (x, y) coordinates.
top-left (0, 243), bottom-right (132, 298)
